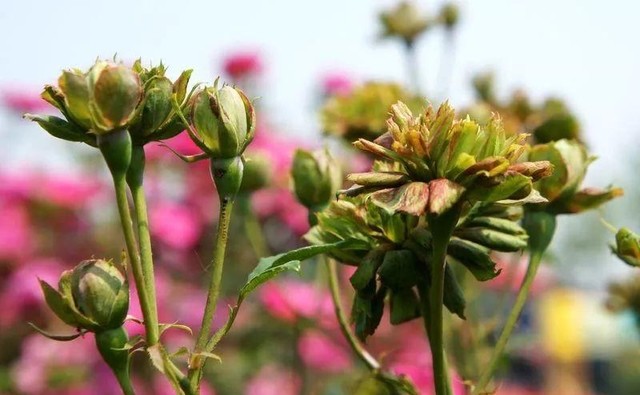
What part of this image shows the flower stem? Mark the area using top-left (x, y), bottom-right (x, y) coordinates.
top-left (188, 198), bottom-right (235, 392)
top-left (405, 41), bottom-right (421, 94)
top-left (127, 146), bottom-right (160, 346)
top-left (473, 211), bottom-right (556, 394)
top-left (428, 209), bottom-right (459, 395)
top-left (113, 177), bottom-right (157, 346)
top-left (325, 256), bottom-right (380, 371)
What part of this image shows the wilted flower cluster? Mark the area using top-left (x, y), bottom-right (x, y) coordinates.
top-left (320, 82), bottom-right (426, 143)
top-left (347, 101), bottom-right (552, 217)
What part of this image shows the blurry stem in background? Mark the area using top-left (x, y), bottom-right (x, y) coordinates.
top-left (237, 196), bottom-right (270, 258)
top-left (405, 41), bottom-right (422, 95)
top-left (325, 256), bottom-right (381, 371)
top-left (473, 212), bottom-right (556, 395)
top-left (126, 146), bottom-right (160, 346)
top-left (188, 198), bottom-right (235, 392)
top-left (293, 324), bottom-right (310, 394)
top-left (436, 31), bottom-right (457, 101)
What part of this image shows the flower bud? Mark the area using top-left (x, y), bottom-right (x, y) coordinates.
top-left (379, 1), bottom-right (432, 46)
top-left (291, 148), bottom-right (342, 211)
top-left (612, 228), bottom-right (640, 268)
top-left (60, 60), bottom-right (143, 134)
top-left (240, 154), bottom-right (271, 194)
top-left (39, 259), bottom-right (129, 332)
top-left (188, 81), bottom-right (255, 159)
top-left (529, 139), bottom-right (623, 214)
top-left (439, 2), bottom-right (460, 30)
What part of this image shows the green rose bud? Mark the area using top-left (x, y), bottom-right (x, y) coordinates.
top-left (128, 60), bottom-right (193, 144)
top-left (187, 81), bottom-right (255, 159)
top-left (60, 60), bottom-right (143, 134)
top-left (240, 154), bottom-right (271, 194)
top-left (39, 259), bottom-right (129, 332)
top-left (439, 2), bottom-right (460, 30)
top-left (529, 139), bottom-right (623, 214)
top-left (612, 228), bottom-right (640, 268)
top-left (379, 1), bottom-right (432, 46)
top-left (291, 148), bottom-right (342, 211)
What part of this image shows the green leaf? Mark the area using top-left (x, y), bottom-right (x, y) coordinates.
top-left (24, 114), bottom-right (92, 144)
top-left (443, 264), bottom-right (466, 319)
top-left (377, 249), bottom-right (420, 289)
top-left (242, 240), bottom-right (367, 299)
top-left (389, 288), bottom-right (421, 325)
top-left (350, 249), bottom-right (386, 290)
top-left (447, 238), bottom-right (501, 281)
top-left (38, 279), bottom-right (82, 328)
top-left (370, 182), bottom-right (430, 216)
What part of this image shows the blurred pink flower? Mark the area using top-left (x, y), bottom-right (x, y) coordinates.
top-left (12, 333), bottom-right (98, 394)
top-left (259, 279), bottom-right (334, 325)
top-left (245, 364), bottom-right (300, 395)
top-left (485, 255), bottom-right (554, 296)
top-left (297, 330), bottom-right (352, 373)
top-left (223, 51), bottom-right (263, 80)
top-left (321, 73), bottom-right (354, 96)
top-left (145, 132), bottom-right (203, 161)
top-left (2, 87), bottom-right (51, 113)
top-left (0, 258), bottom-right (63, 326)
top-left (40, 174), bottom-right (104, 208)
top-left (252, 189), bottom-right (309, 235)
top-left (150, 201), bottom-right (204, 250)
top-left (0, 201), bottom-right (33, 262)
top-left (152, 376), bottom-right (215, 395)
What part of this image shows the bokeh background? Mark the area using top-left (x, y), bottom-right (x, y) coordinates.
top-left (1, 1), bottom-right (640, 394)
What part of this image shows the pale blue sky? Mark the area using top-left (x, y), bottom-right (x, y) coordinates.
top-left (1, 0), bottom-right (639, 287)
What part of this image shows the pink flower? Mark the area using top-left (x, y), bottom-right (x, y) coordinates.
top-left (485, 255), bottom-right (554, 296)
top-left (321, 72), bottom-right (354, 96)
top-left (251, 189), bottom-right (309, 235)
top-left (0, 258), bottom-right (64, 326)
top-left (259, 279), bottom-right (334, 325)
top-left (150, 201), bottom-right (204, 250)
top-left (297, 330), bottom-right (352, 372)
top-left (245, 364), bottom-right (300, 395)
top-left (145, 132), bottom-right (203, 161)
top-left (223, 51), bottom-right (263, 80)
top-left (2, 87), bottom-right (51, 113)
top-left (0, 201), bottom-right (33, 262)
top-left (40, 174), bottom-right (104, 208)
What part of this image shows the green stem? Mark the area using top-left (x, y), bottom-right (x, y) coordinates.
top-left (473, 250), bottom-right (543, 394)
top-left (114, 369), bottom-right (136, 395)
top-left (326, 257), bottom-right (380, 371)
top-left (473, 211), bottom-right (556, 394)
top-left (238, 196), bottom-right (269, 258)
top-left (188, 198), bottom-right (235, 392)
top-left (428, 210), bottom-right (459, 395)
top-left (113, 177), bottom-right (157, 346)
top-left (127, 146), bottom-right (160, 346)
top-left (405, 41), bottom-right (421, 94)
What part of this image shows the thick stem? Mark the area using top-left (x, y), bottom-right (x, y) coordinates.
top-left (113, 177), bottom-right (157, 346)
top-left (428, 209), bottom-right (459, 395)
top-left (326, 257), bottom-right (380, 371)
top-left (474, 211), bottom-right (556, 394)
top-left (188, 198), bottom-right (235, 392)
top-left (95, 327), bottom-right (135, 395)
top-left (127, 146), bottom-right (160, 346)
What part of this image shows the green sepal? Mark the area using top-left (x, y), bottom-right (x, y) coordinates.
top-left (350, 249), bottom-right (386, 291)
top-left (443, 263), bottom-right (466, 319)
top-left (447, 238), bottom-right (501, 281)
top-left (24, 114), bottom-right (95, 145)
top-left (455, 227), bottom-right (528, 252)
top-left (389, 288), bottom-right (421, 325)
top-left (377, 249), bottom-right (420, 289)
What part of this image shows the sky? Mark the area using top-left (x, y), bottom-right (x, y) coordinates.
top-left (1, 0), bottom-right (639, 287)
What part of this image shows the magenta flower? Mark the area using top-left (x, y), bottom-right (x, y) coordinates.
top-left (1, 87), bottom-right (51, 113)
top-left (485, 255), bottom-right (554, 296)
top-left (222, 51), bottom-right (263, 80)
top-left (150, 201), bottom-right (204, 250)
top-left (0, 201), bottom-right (33, 262)
top-left (321, 72), bottom-right (354, 97)
top-left (0, 258), bottom-right (63, 327)
top-left (245, 364), bottom-right (300, 395)
top-left (259, 279), bottom-right (334, 325)
top-left (297, 330), bottom-right (352, 373)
